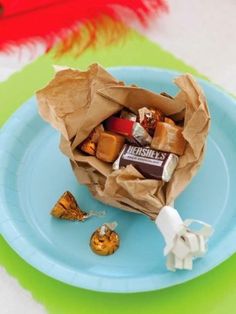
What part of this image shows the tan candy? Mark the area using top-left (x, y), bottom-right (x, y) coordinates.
top-left (151, 122), bottom-right (186, 156)
top-left (96, 131), bottom-right (125, 163)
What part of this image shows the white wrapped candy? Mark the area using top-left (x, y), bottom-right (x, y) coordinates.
top-left (155, 206), bottom-right (213, 271)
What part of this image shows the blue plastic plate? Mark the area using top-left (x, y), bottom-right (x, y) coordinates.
top-left (0, 67), bottom-right (236, 293)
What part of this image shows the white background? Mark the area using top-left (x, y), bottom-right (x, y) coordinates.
top-left (0, 0), bottom-right (235, 313)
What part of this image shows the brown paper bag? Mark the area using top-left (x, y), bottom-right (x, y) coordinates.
top-left (36, 63), bottom-right (210, 220)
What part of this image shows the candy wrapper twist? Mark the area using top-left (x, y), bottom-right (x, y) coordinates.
top-left (37, 64), bottom-right (213, 270)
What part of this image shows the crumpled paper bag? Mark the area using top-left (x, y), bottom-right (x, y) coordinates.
top-left (36, 63), bottom-right (210, 220)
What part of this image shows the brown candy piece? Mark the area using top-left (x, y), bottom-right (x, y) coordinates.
top-left (51, 191), bottom-right (88, 221)
top-left (138, 107), bottom-right (163, 136)
top-left (90, 224), bottom-right (120, 256)
top-left (151, 122), bottom-right (186, 156)
top-left (80, 124), bottom-right (104, 156)
top-left (96, 131), bottom-right (125, 163)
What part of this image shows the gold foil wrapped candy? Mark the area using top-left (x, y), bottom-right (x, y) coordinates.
top-left (90, 222), bottom-right (120, 256)
top-left (80, 124), bottom-right (104, 156)
top-left (138, 107), bottom-right (163, 136)
top-left (51, 191), bottom-right (89, 221)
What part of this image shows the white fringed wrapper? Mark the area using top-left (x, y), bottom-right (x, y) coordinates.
top-left (155, 206), bottom-right (213, 271)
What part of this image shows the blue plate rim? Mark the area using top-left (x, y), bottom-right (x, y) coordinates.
top-left (0, 66), bottom-right (236, 293)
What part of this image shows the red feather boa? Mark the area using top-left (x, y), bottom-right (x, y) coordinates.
top-left (0, 0), bottom-right (168, 54)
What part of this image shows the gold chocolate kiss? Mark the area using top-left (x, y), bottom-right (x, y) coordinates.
top-left (90, 223), bottom-right (120, 256)
top-left (51, 191), bottom-right (89, 221)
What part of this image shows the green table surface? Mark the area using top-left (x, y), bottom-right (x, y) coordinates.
top-left (0, 31), bottom-right (236, 314)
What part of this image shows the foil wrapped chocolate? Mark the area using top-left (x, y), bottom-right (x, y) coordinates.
top-left (90, 222), bottom-right (120, 256)
top-left (51, 191), bottom-right (89, 221)
top-left (113, 144), bottom-right (179, 182)
top-left (106, 116), bottom-right (152, 146)
top-left (138, 107), bottom-right (163, 136)
top-left (80, 124), bottom-right (104, 156)
top-left (120, 109), bottom-right (137, 121)
top-left (80, 140), bottom-right (96, 156)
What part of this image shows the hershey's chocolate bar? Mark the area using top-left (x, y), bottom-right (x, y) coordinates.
top-left (113, 145), bottom-right (179, 182)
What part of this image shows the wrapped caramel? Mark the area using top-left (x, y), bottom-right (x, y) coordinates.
top-left (151, 122), bottom-right (186, 156)
top-left (96, 131), bottom-right (125, 162)
top-left (37, 64), bottom-right (210, 221)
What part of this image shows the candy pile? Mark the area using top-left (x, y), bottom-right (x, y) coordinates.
top-left (37, 64), bottom-right (212, 270)
top-left (51, 191), bottom-right (120, 256)
top-left (80, 106), bottom-right (186, 182)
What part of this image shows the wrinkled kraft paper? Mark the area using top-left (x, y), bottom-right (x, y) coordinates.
top-left (37, 64), bottom-right (210, 220)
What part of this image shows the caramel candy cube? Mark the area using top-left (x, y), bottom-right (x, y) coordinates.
top-left (151, 122), bottom-right (186, 156)
top-left (96, 131), bottom-right (125, 162)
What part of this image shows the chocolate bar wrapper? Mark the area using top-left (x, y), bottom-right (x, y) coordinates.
top-left (37, 64), bottom-right (210, 220)
top-left (106, 116), bottom-right (152, 146)
top-left (113, 145), bottom-right (179, 182)
top-left (128, 122), bottom-right (152, 146)
top-left (120, 109), bottom-right (137, 121)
